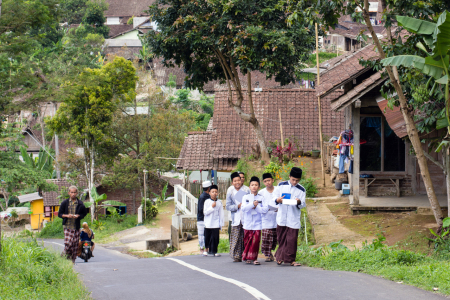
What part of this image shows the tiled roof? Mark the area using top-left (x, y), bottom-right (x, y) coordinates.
top-left (377, 99), bottom-right (408, 138)
top-left (330, 72), bottom-right (384, 111)
top-left (176, 132), bottom-right (213, 170)
top-left (211, 89), bottom-right (345, 159)
top-left (153, 58), bottom-right (187, 87)
top-left (206, 118), bottom-right (214, 131)
top-left (107, 24), bottom-right (133, 38)
top-left (176, 130), bottom-right (239, 171)
top-left (104, 0), bottom-right (156, 17)
top-left (316, 45), bottom-right (379, 98)
top-left (109, 17), bottom-right (151, 39)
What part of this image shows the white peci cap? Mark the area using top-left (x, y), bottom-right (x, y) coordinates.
top-left (202, 180), bottom-right (212, 188)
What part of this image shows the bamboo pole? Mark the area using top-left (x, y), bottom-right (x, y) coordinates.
top-left (279, 109), bottom-right (284, 148)
top-left (316, 23), bottom-right (326, 187)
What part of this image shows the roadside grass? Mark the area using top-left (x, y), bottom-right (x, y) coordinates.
top-left (297, 203), bottom-right (450, 295)
top-left (296, 239), bottom-right (450, 295)
top-left (38, 213), bottom-right (138, 244)
top-left (0, 236), bottom-right (90, 300)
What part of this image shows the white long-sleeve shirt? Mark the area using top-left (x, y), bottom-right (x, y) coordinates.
top-left (270, 181), bottom-right (306, 229)
top-left (204, 199), bottom-right (224, 229)
top-left (241, 194), bottom-right (268, 230)
top-left (259, 187), bottom-right (278, 229)
top-left (226, 186), bottom-right (250, 226)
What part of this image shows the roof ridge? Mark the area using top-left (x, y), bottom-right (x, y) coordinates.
top-left (320, 44), bottom-right (375, 77)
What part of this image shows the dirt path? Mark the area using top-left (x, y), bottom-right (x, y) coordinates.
top-left (306, 198), bottom-right (376, 248)
top-left (100, 201), bottom-right (174, 252)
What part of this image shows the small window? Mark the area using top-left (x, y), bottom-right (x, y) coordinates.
top-left (106, 17), bottom-right (120, 25)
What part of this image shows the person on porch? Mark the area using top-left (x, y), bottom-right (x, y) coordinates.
top-left (271, 167), bottom-right (305, 267)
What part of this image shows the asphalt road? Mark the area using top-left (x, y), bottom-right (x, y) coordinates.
top-left (42, 239), bottom-right (445, 300)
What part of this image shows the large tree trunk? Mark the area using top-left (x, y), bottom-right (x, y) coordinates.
top-left (361, 0), bottom-right (443, 225)
top-left (214, 49), bottom-right (270, 162)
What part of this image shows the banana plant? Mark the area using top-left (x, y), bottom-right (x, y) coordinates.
top-left (381, 11), bottom-right (450, 149)
top-left (20, 146), bottom-right (55, 179)
top-left (84, 186), bottom-right (126, 220)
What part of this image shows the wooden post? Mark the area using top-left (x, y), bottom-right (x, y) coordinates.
top-left (352, 104), bottom-right (360, 205)
top-left (316, 23), bottom-right (326, 187)
top-left (143, 170), bottom-right (148, 220)
top-left (278, 109), bottom-right (284, 148)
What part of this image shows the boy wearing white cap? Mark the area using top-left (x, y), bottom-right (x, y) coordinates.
top-left (198, 180), bottom-right (211, 255)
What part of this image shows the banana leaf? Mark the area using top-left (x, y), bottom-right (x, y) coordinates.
top-left (20, 146), bottom-right (35, 168)
top-left (381, 55), bottom-right (448, 79)
top-left (396, 16), bottom-right (435, 35)
top-left (433, 12), bottom-right (450, 60)
top-left (436, 117), bottom-right (449, 130)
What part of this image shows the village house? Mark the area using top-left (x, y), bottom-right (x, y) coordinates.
top-left (317, 44), bottom-right (448, 212)
top-left (177, 88), bottom-right (344, 175)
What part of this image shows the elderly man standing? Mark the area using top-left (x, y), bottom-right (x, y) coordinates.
top-left (58, 186), bottom-right (87, 263)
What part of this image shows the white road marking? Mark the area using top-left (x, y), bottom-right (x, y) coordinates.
top-left (166, 258), bottom-right (271, 300)
top-left (43, 241), bottom-right (64, 247)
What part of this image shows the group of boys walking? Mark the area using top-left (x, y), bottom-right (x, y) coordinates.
top-left (196, 167), bottom-right (305, 266)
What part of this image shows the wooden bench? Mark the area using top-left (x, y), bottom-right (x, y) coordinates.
top-left (359, 176), bottom-right (404, 197)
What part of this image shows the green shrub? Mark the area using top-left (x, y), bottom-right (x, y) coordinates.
top-left (218, 238), bottom-right (230, 253)
top-left (0, 237), bottom-right (89, 299)
top-left (38, 217), bottom-right (64, 239)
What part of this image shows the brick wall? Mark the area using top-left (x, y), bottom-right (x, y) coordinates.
top-left (97, 183), bottom-right (175, 215)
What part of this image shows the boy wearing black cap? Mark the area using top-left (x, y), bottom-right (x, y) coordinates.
top-left (271, 167), bottom-right (306, 267)
top-left (226, 171), bottom-right (250, 262)
top-left (203, 185), bottom-right (224, 257)
top-left (260, 173), bottom-right (278, 262)
top-left (241, 176), bottom-right (268, 265)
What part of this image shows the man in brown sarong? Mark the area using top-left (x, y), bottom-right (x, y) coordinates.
top-left (271, 167), bottom-right (306, 266)
top-left (58, 186), bottom-right (87, 263)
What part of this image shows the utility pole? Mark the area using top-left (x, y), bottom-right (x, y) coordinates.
top-left (316, 23), bottom-right (326, 187)
top-left (143, 169), bottom-right (148, 220)
top-left (54, 103), bottom-right (61, 179)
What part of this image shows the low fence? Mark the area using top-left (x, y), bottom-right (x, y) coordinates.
top-left (174, 184), bottom-right (198, 215)
top-left (187, 179), bottom-right (231, 200)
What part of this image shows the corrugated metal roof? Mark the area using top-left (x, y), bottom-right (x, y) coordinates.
top-left (18, 192), bottom-right (42, 203)
top-left (377, 99), bottom-right (408, 138)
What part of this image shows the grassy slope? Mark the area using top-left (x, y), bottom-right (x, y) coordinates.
top-left (0, 236), bottom-right (90, 300)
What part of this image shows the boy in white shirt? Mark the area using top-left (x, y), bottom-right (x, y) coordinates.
top-left (271, 167), bottom-right (306, 267)
top-left (203, 185), bottom-right (224, 257)
top-left (241, 176), bottom-right (268, 265)
top-left (259, 173), bottom-right (278, 262)
top-left (226, 172), bottom-right (249, 262)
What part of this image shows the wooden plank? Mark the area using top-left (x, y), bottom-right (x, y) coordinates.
top-left (352, 105), bottom-right (360, 204)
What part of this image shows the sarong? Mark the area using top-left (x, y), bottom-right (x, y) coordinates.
top-left (261, 228), bottom-right (277, 257)
top-left (242, 230), bottom-right (261, 261)
top-left (229, 223), bottom-right (244, 260)
top-left (275, 225), bottom-right (299, 264)
top-left (197, 221), bottom-right (206, 249)
top-left (63, 228), bottom-right (80, 263)
top-left (204, 227), bottom-right (220, 254)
